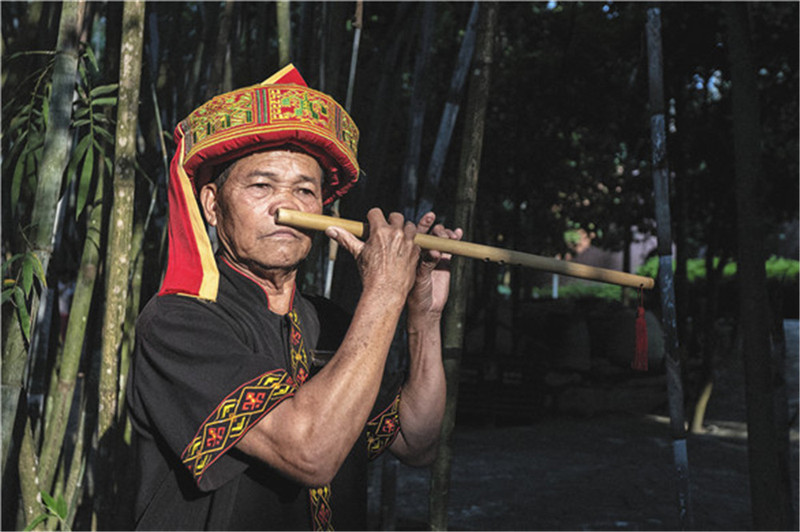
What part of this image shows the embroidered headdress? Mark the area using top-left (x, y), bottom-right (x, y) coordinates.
top-left (159, 64), bottom-right (360, 301)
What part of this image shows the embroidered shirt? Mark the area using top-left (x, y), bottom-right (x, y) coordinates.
top-left (127, 257), bottom-right (401, 530)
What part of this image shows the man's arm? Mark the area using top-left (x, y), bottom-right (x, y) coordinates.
top-left (390, 214), bottom-right (462, 466)
top-left (237, 209), bottom-right (419, 486)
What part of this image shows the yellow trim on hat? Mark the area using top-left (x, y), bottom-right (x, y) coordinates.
top-left (261, 63), bottom-right (297, 85)
top-left (176, 140), bottom-right (219, 301)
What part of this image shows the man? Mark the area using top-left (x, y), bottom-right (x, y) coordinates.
top-left (126, 64), bottom-right (461, 530)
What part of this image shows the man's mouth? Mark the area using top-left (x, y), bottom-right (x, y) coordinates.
top-left (265, 229), bottom-right (301, 239)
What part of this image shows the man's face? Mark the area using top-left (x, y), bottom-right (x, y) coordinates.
top-left (200, 149), bottom-right (324, 276)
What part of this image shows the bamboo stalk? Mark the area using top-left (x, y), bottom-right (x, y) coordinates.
top-left (275, 209), bottom-right (655, 290)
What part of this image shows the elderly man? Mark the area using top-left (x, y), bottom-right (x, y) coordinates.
top-left (126, 65), bottom-right (461, 530)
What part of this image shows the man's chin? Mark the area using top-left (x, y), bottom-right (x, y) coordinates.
top-left (244, 256), bottom-right (307, 276)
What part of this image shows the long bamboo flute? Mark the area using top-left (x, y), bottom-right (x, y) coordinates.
top-left (275, 209), bottom-right (655, 290)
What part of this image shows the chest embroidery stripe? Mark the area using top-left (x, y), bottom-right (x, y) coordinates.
top-left (181, 369), bottom-right (297, 482)
top-left (309, 486), bottom-right (334, 531)
top-left (288, 309), bottom-right (333, 531)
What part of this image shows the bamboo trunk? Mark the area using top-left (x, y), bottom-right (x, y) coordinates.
top-left (95, 1), bottom-right (145, 525)
top-left (37, 171), bottom-right (103, 494)
top-left (429, 3), bottom-right (495, 529)
top-left (206, 0), bottom-right (235, 100)
top-left (645, 7), bottom-right (692, 529)
top-left (415, 2), bottom-right (480, 221)
top-left (724, 3), bottom-right (795, 529)
top-left (277, 1), bottom-right (291, 68)
top-left (400, 3), bottom-right (435, 221)
top-left (2, 0), bottom-right (86, 477)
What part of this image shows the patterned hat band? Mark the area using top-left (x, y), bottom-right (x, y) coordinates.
top-left (176, 65), bottom-right (360, 205)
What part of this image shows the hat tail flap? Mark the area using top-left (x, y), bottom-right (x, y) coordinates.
top-left (261, 63), bottom-right (307, 86)
top-left (159, 133), bottom-right (219, 301)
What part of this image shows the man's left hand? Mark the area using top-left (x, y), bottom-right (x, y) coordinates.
top-left (406, 212), bottom-right (463, 319)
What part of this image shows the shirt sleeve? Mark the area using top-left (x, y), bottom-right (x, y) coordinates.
top-left (127, 294), bottom-right (297, 492)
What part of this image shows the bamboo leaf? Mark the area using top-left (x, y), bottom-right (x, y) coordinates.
top-left (89, 84), bottom-right (118, 98)
top-left (14, 286), bottom-right (31, 342)
top-left (9, 113), bottom-right (30, 131)
top-left (85, 46), bottom-right (99, 72)
top-left (42, 93), bottom-right (49, 127)
top-left (72, 118), bottom-right (91, 127)
top-left (22, 514), bottom-right (48, 531)
top-left (2, 255), bottom-right (23, 276)
top-left (76, 144), bottom-right (94, 217)
top-left (73, 107), bottom-right (90, 119)
top-left (91, 97), bottom-right (117, 107)
top-left (21, 255), bottom-right (33, 296)
top-left (12, 157), bottom-right (25, 208)
top-left (77, 58), bottom-right (87, 84)
top-left (54, 495), bottom-right (68, 520)
top-left (40, 491), bottom-right (56, 512)
top-left (1, 288), bottom-right (14, 305)
top-left (67, 134), bottom-right (92, 185)
top-left (93, 126), bottom-right (114, 143)
top-left (29, 253), bottom-right (47, 289)
top-left (10, 127), bottom-right (31, 149)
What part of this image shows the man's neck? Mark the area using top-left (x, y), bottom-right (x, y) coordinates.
top-left (221, 256), bottom-right (298, 315)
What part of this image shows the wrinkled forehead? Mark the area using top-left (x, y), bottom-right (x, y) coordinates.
top-left (212, 146), bottom-right (327, 190)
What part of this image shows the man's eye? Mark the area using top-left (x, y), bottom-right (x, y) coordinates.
top-left (298, 188), bottom-right (316, 196)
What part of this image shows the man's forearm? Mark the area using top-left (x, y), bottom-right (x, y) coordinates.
top-left (390, 314), bottom-right (447, 466)
top-left (238, 288), bottom-right (405, 485)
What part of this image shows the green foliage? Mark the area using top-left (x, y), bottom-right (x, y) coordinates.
top-left (24, 491), bottom-right (70, 532)
top-left (2, 44), bottom-right (116, 227)
top-left (2, 252), bottom-right (47, 342)
top-left (69, 49), bottom-right (117, 218)
top-left (2, 65), bottom-right (52, 221)
top-left (636, 255), bottom-right (799, 282)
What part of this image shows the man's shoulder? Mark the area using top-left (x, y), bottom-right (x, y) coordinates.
top-left (136, 292), bottom-right (227, 337)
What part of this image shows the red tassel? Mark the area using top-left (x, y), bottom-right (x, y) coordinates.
top-left (632, 287), bottom-right (648, 371)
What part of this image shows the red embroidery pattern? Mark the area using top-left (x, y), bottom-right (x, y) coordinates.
top-left (181, 370), bottom-right (296, 482)
top-left (286, 308), bottom-right (334, 529)
top-left (181, 85), bottom-right (358, 166)
top-left (309, 485), bottom-right (334, 531)
top-left (188, 90), bottom-right (254, 145)
top-left (366, 392), bottom-right (402, 460)
top-left (287, 308), bottom-right (311, 385)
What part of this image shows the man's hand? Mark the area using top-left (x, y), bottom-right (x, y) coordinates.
top-left (407, 212), bottom-right (463, 320)
top-left (325, 208), bottom-right (419, 305)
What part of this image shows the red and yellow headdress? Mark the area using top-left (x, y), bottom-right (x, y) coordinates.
top-left (159, 64), bottom-right (360, 301)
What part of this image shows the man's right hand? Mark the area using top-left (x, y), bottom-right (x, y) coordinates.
top-left (325, 208), bottom-right (419, 303)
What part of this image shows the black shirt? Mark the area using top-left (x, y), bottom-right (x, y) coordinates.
top-left (127, 257), bottom-right (401, 530)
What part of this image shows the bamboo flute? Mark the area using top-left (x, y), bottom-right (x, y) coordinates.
top-left (275, 209), bottom-right (655, 290)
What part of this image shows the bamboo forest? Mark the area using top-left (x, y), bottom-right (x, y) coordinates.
top-left (1, 2), bottom-right (798, 530)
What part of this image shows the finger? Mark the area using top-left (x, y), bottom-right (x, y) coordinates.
top-left (325, 226), bottom-right (364, 258)
top-left (403, 219), bottom-right (418, 240)
top-left (425, 224), bottom-right (462, 262)
top-left (387, 211), bottom-right (406, 229)
top-left (416, 212), bottom-right (436, 235)
top-left (431, 224), bottom-right (463, 241)
top-left (366, 207), bottom-right (389, 232)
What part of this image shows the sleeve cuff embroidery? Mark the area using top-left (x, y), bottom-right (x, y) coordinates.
top-left (366, 391), bottom-right (401, 461)
top-left (181, 369), bottom-right (297, 484)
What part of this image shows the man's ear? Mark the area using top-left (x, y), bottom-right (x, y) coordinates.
top-left (199, 183), bottom-right (219, 226)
